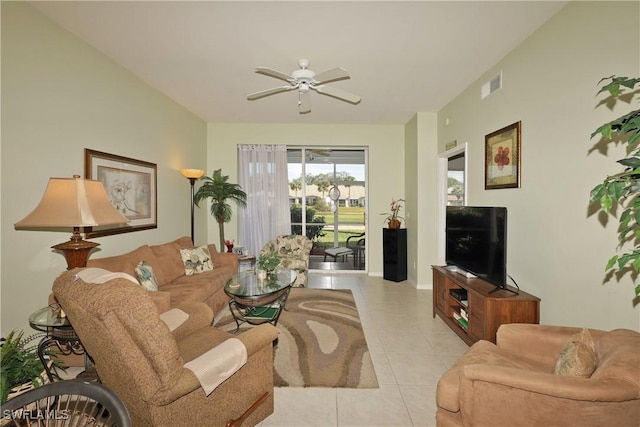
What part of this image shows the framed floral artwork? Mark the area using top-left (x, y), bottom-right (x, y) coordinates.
top-left (84, 149), bottom-right (157, 237)
top-left (485, 121), bottom-right (521, 189)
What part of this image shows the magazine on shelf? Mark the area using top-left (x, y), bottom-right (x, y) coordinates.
top-left (244, 304), bottom-right (280, 320)
top-left (453, 311), bottom-right (469, 329)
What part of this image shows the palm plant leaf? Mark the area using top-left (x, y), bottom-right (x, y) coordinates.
top-left (193, 169), bottom-right (247, 249)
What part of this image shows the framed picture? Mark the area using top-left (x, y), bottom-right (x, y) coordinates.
top-left (485, 121), bottom-right (521, 189)
top-left (84, 149), bottom-right (157, 237)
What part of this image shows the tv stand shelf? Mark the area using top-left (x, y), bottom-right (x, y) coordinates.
top-left (432, 266), bottom-right (540, 346)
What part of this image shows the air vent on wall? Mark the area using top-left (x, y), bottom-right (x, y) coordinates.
top-left (481, 71), bottom-right (502, 99)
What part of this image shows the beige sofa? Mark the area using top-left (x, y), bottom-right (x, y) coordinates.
top-left (86, 236), bottom-right (237, 315)
top-left (436, 323), bottom-right (640, 427)
top-left (53, 269), bottom-right (278, 427)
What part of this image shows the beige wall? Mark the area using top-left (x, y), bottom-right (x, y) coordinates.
top-left (437, 1), bottom-right (640, 329)
top-left (206, 123), bottom-right (405, 275)
top-left (405, 113), bottom-right (440, 288)
top-left (1, 3), bottom-right (208, 335)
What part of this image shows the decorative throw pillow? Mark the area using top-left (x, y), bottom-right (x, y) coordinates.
top-left (554, 328), bottom-right (597, 377)
top-left (134, 260), bottom-right (159, 291)
top-left (180, 246), bottom-right (214, 276)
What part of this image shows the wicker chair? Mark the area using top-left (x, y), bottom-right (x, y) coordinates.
top-left (1, 380), bottom-right (131, 426)
top-left (52, 269), bottom-right (278, 427)
top-left (260, 235), bottom-right (313, 287)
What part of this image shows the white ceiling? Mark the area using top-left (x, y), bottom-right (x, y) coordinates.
top-left (32, 1), bottom-right (567, 125)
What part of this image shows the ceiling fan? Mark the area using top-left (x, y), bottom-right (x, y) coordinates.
top-left (247, 59), bottom-right (361, 114)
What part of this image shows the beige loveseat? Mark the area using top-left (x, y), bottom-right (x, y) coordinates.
top-left (436, 323), bottom-right (640, 427)
top-left (86, 236), bottom-right (237, 315)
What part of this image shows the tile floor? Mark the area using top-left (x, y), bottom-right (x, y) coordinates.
top-left (258, 272), bottom-right (469, 427)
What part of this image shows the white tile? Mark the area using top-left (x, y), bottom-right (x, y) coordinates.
top-left (399, 385), bottom-right (438, 427)
top-left (386, 353), bottom-right (449, 386)
top-left (264, 272), bottom-right (461, 426)
top-left (337, 384), bottom-right (413, 427)
top-left (263, 387), bottom-right (337, 426)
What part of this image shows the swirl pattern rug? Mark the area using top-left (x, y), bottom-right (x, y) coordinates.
top-left (214, 288), bottom-right (378, 388)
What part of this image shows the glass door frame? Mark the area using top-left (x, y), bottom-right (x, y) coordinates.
top-left (288, 146), bottom-right (368, 272)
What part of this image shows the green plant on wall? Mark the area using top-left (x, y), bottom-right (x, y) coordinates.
top-left (590, 76), bottom-right (640, 296)
top-left (193, 169), bottom-right (247, 251)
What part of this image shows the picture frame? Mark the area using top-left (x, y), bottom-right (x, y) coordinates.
top-left (84, 149), bottom-right (157, 237)
top-left (485, 121), bottom-right (521, 189)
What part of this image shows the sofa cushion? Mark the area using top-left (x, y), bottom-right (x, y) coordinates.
top-left (150, 236), bottom-right (193, 285)
top-left (180, 246), bottom-right (214, 276)
top-left (87, 245), bottom-right (162, 283)
top-left (135, 260), bottom-right (160, 291)
top-left (554, 328), bottom-right (597, 378)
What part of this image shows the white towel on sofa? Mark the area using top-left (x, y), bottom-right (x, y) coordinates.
top-left (159, 308), bottom-right (189, 332)
top-left (184, 338), bottom-right (248, 395)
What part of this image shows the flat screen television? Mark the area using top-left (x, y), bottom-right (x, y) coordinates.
top-left (445, 206), bottom-right (507, 291)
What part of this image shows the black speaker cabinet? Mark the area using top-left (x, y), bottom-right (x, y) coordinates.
top-left (383, 228), bottom-right (407, 282)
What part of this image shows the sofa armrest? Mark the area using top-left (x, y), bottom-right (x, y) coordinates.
top-left (232, 324), bottom-right (278, 357)
top-left (208, 245), bottom-right (239, 271)
top-left (463, 364), bottom-right (640, 402)
top-left (169, 302), bottom-right (214, 341)
top-left (150, 323), bottom-right (277, 406)
top-left (496, 323), bottom-right (585, 368)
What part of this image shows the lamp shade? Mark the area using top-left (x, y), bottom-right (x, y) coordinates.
top-left (15, 176), bottom-right (129, 229)
top-left (180, 169), bottom-right (205, 179)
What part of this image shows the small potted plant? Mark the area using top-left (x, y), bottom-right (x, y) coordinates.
top-left (381, 198), bottom-right (405, 229)
top-left (257, 252), bottom-right (281, 280)
top-left (0, 330), bottom-right (48, 404)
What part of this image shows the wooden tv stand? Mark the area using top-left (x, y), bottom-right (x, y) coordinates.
top-left (432, 266), bottom-right (540, 346)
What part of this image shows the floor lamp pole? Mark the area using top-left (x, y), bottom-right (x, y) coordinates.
top-left (188, 177), bottom-right (197, 244)
top-left (181, 169), bottom-right (205, 244)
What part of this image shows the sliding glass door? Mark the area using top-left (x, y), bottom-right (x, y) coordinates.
top-left (287, 148), bottom-right (367, 271)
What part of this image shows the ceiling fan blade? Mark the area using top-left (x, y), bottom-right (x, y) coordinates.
top-left (255, 67), bottom-right (294, 83)
top-left (298, 91), bottom-right (311, 114)
top-left (247, 85), bottom-right (296, 100)
top-left (314, 85), bottom-right (362, 104)
top-left (314, 67), bottom-right (351, 85)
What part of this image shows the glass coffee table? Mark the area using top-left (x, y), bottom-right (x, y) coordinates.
top-left (224, 268), bottom-right (295, 332)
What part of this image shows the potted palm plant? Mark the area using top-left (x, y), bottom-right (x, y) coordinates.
top-left (589, 76), bottom-right (640, 297)
top-left (193, 169), bottom-right (247, 251)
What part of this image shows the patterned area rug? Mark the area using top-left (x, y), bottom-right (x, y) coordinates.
top-left (214, 288), bottom-right (378, 388)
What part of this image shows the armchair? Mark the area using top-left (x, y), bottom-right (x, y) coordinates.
top-left (260, 235), bottom-right (312, 287)
top-left (436, 323), bottom-right (640, 427)
top-left (53, 269), bottom-right (278, 427)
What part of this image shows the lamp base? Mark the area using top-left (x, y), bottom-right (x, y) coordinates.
top-left (52, 232), bottom-right (99, 270)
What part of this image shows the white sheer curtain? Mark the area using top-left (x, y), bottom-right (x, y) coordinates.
top-left (238, 144), bottom-right (291, 257)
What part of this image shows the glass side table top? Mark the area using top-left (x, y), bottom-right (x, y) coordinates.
top-left (225, 269), bottom-right (295, 300)
top-left (28, 304), bottom-right (71, 330)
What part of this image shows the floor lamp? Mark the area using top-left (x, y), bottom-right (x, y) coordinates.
top-left (14, 175), bottom-right (130, 270)
top-left (181, 169), bottom-right (205, 244)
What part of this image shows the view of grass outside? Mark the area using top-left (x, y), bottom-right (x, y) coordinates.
top-left (310, 206), bottom-right (365, 250)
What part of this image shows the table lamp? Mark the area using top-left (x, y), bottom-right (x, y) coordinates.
top-left (180, 168), bottom-right (205, 243)
top-left (15, 175), bottom-right (130, 270)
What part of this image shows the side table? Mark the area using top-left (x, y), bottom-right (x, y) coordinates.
top-left (28, 304), bottom-right (95, 382)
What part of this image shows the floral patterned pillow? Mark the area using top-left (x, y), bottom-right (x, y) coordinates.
top-left (180, 246), bottom-right (215, 276)
top-left (134, 260), bottom-right (159, 291)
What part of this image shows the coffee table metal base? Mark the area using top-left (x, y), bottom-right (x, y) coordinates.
top-left (227, 287), bottom-right (290, 333)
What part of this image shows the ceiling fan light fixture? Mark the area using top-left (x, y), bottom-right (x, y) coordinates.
top-left (247, 59), bottom-right (361, 113)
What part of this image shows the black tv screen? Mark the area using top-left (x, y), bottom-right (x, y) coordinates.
top-left (445, 206), bottom-right (507, 289)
